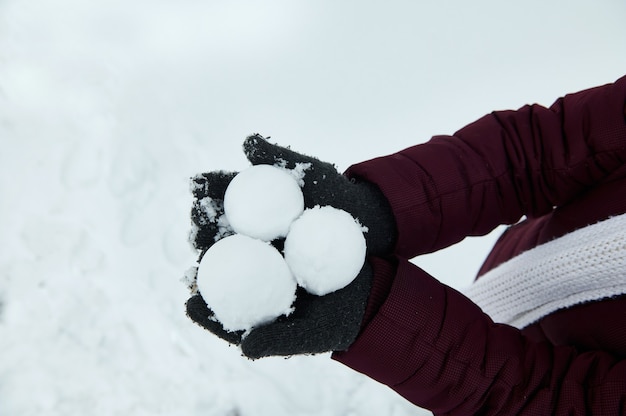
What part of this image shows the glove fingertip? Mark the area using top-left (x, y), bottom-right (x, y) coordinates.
top-left (186, 294), bottom-right (244, 345)
top-left (243, 133), bottom-right (276, 166)
top-left (191, 171), bottom-right (237, 200)
top-left (240, 331), bottom-right (277, 359)
top-left (239, 343), bottom-right (265, 360)
top-left (185, 294), bottom-right (211, 322)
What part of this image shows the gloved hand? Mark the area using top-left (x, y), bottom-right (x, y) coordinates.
top-left (185, 134), bottom-right (397, 358)
top-left (190, 134), bottom-right (396, 254)
top-left (186, 263), bottom-right (374, 358)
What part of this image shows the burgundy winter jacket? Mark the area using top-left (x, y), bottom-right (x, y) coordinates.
top-left (333, 75), bottom-right (626, 415)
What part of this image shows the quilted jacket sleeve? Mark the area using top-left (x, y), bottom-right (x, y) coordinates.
top-left (333, 258), bottom-right (626, 415)
top-left (346, 75), bottom-right (626, 259)
top-left (333, 76), bottom-right (626, 414)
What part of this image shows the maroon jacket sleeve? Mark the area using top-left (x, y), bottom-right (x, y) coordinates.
top-left (333, 76), bottom-right (626, 414)
top-left (333, 258), bottom-right (626, 415)
top-left (346, 75), bottom-right (626, 259)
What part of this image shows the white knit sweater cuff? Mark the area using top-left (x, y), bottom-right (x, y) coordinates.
top-left (462, 213), bottom-right (626, 329)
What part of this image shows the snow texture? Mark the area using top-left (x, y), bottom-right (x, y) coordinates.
top-left (275, 159), bottom-right (312, 187)
top-left (224, 165), bottom-right (304, 241)
top-left (1, 0), bottom-right (625, 415)
top-left (197, 234), bottom-right (296, 332)
top-left (197, 196), bottom-right (233, 243)
top-left (285, 207), bottom-right (367, 296)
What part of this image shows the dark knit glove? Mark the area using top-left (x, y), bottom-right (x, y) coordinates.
top-left (185, 134), bottom-right (396, 358)
top-left (190, 134), bottom-right (396, 255)
top-left (187, 262), bottom-right (374, 358)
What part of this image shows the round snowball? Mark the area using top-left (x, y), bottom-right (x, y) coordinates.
top-left (284, 206), bottom-right (367, 296)
top-left (224, 165), bottom-right (304, 241)
top-left (197, 234), bottom-right (297, 332)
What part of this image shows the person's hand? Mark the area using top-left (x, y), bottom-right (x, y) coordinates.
top-left (186, 262), bottom-right (374, 358)
top-left (190, 134), bottom-right (396, 255)
top-left (185, 134), bottom-right (396, 358)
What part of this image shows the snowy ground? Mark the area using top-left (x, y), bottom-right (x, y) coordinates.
top-left (1, 1), bottom-right (625, 415)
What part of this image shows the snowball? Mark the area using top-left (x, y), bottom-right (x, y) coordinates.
top-left (224, 165), bottom-right (304, 241)
top-left (197, 234), bottom-right (297, 332)
top-left (284, 206), bottom-right (367, 296)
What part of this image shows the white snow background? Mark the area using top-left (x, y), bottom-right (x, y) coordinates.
top-left (1, 1), bottom-right (625, 415)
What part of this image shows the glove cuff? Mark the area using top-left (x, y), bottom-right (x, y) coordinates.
top-left (360, 256), bottom-right (398, 328)
top-left (348, 178), bottom-right (398, 255)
